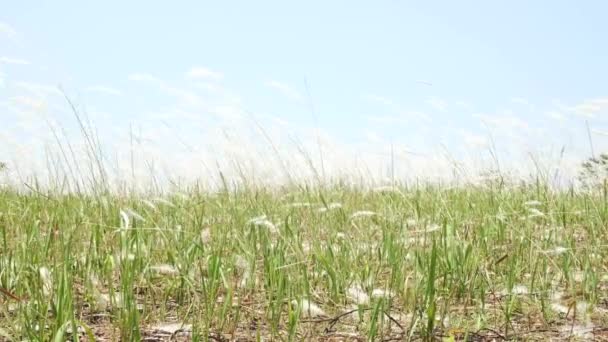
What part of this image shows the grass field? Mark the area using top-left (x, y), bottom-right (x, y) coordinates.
top-left (1, 181), bottom-right (608, 341)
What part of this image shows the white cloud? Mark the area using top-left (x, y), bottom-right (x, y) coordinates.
top-left (570, 97), bottom-right (608, 118)
top-left (364, 94), bottom-right (395, 107)
top-left (0, 70), bottom-right (5, 88)
top-left (545, 111), bottom-right (566, 122)
top-left (368, 110), bottom-right (432, 125)
top-left (454, 100), bottom-right (472, 109)
top-left (461, 131), bottom-right (489, 148)
top-left (186, 67), bottom-right (223, 81)
top-left (0, 56), bottom-right (30, 65)
top-left (364, 94), bottom-right (432, 124)
top-left (365, 130), bottom-right (383, 144)
top-left (13, 81), bottom-right (61, 96)
top-left (511, 97), bottom-right (530, 106)
top-left (426, 96), bottom-right (447, 112)
top-left (473, 112), bottom-right (528, 131)
top-left (0, 22), bottom-right (19, 43)
top-left (86, 85), bottom-right (122, 96)
top-left (129, 73), bottom-right (205, 107)
top-left (128, 73), bottom-right (161, 83)
top-left (403, 110), bottom-right (432, 123)
top-left (416, 80), bottom-right (433, 86)
top-left (10, 95), bottom-right (47, 111)
top-left (592, 129), bottom-right (608, 137)
top-left (194, 82), bottom-right (223, 93)
top-left (265, 80), bottom-right (303, 102)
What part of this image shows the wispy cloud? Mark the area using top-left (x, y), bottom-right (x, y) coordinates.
top-left (364, 94), bottom-right (395, 107)
top-left (367, 111), bottom-right (432, 125)
top-left (570, 97), bottom-right (608, 118)
top-left (86, 85), bottom-right (123, 96)
top-left (128, 73), bottom-right (203, 106)
top-left (14, 81), bottom-right (61, 96)
top-left (416, 80), bottom-right (433, 86)
top-left (265, 80), bottom-right (303, 102)
top-left (0, 21), bottom-right (19, 44)
top-left (511, 97), bottom-right (530, 106)
top-left (426, 96), bottom-right (447, 112)
top-left (186, 67), bottom-right (223, 81)
top-left (364, 94), bottom-right (432, 123)
top-left (365, 130), bottom-right (384, 144)
top-left (10, 95), bottom-right (47, 111)
top-left (128, 73), bottom-right (162, 83)
top-left (545, 111), bottom-right (566, 122)
top-left (0, 56), bottom-right (30, 65)
top-left (473, 112), bottom-right (529, 131)
top-left (461, 131), bottom-right (489, 148)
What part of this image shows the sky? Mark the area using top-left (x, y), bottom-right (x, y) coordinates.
top-left (1, 1), bottom-right (608, 189)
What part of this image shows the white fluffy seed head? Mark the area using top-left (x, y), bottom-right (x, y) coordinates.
top-left (200, 227), bottom-right (212, 244)
top-left (424, 224), bottom-right (441, 233)
top-left (545, 246), bottom-right (568, 256)
top-left (350, 210), bottom-right (376, 219)
top-left (317, 202), bottom-right (342, 213)
top-left (573, 271), bottom-right (585, 283)
top-left (551, 302), bottom-right (569, 314)
top-left (346, 285), bottom-right (369, 305)
top-left (39, 267), bottom-right (52, 297)
top-left (502, 284), bottom-right (528, 296)
top-left (152, 322), bottom-right (193, 334)
top-left (119, 210), bottom-right (130, 230)
top-left (372, 186), bottom-right (402, 194)
top-left (149, 264), bottom-right (179, 276)
top-left (141, 199), bottom-right (157, 211)
top-left (124, 208), bottom-right (146, 222)
top-left (235, 255), bottom-right (249, 270)
top-left (371, 288), bottom-right (394, 298)
top-left (527, 208), bottom-right (545, 218)
top-left (292, 299), bottom-right (326, 317)
top-left (248, 215), bottom-right (278, 234)
top-left (289, 202), bottom-right (312, 208)
top-left (524, 200), bottom-right (542, 206)
top-left (151, 197), bottom-right (176, 207)
top-left (511, 284), bottom-right (529, 295)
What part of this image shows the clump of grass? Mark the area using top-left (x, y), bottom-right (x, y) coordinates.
top-left (0, 181), bottom-right (607, 340)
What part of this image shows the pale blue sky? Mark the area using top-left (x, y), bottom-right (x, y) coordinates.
top-left (1, 1), bottom-right (607, 187)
